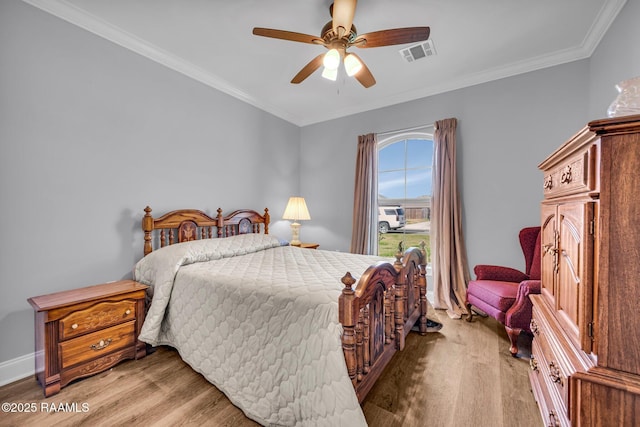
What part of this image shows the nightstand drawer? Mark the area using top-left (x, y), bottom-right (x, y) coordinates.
top-left (60, 347), bottom-right (135, 388)
top-left (60, 321), bottom-right (135, 369)
top-left (59, 299), bottom-right (136, 340)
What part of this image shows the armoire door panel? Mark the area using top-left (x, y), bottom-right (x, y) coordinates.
top-left (556, 202), bottom-right (594, 353)
top-left (556, 203), bottom-right (583, 341)
top-left (540, 203), bottom-right (558, 307)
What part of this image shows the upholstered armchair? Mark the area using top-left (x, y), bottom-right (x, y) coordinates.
top-left (466, 226), bottom-right (541, 356)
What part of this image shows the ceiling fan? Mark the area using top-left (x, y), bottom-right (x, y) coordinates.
top-left (252, 0), bottom-right (430, 88)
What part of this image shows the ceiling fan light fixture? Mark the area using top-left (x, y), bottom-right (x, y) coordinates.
top-left (321, 66), bottom-right (338, 81)
top-left (323, 48), bottom-right (341, 70)
top-left (253, 1), bottom-right (430, 88)
top-left (344, 53), bottom-right (362, 76)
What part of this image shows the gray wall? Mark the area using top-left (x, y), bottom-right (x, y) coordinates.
top-left (299, 61), bottom-right (589, 274)
top-left (2, 0), bottom-right (639, 368)
top-left (0, 0), bottom-right (300, 362)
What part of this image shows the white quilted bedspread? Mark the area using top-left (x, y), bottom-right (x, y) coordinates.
top-left (134, 234), bottom-right (390, 426)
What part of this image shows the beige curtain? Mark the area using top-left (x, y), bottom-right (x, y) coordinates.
top-left (350, 133), bottom-right (378, 255)
top-left (431, 118), bottom-right (471, 318)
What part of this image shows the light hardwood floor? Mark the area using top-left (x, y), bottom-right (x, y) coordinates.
top-left (0, 313), bottom-right (540, 427)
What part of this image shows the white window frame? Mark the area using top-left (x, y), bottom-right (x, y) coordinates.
top-left (376, 129), bottom-right (434, 258)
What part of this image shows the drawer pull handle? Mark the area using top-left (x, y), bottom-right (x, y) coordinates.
top-left (543, 243), bottom-right (558, 256)
top-left (560, 165), bottom-right (572, 184)
top-left (125, 309), bottom-right (131, 315)
top-left (530, 319), bottom-right (539, 335)
top-left (71, 323), bottom-right (78, 330)
top-left (530, 354), bottom-right (538, 372)
top-left (90, 338), bottom-right (112, 351)
top-left (548, 362), bottom-right (563, 386)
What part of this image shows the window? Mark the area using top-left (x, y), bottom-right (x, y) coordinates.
top-left (377, 131), bottom-right (433, 259)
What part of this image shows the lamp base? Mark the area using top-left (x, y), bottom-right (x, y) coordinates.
top-left (290, 222), bottom-right (301, 246)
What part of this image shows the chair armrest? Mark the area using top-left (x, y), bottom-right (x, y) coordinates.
top-left (474, 265), bottom-right (529, 282)
top-left (505, 280), bottom-right (541, 331)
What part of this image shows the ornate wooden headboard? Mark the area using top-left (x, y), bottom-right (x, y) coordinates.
top-left (142, 206), bottom-right (270, 256)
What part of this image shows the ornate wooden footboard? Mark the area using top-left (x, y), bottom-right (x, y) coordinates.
top-left (339, 242), bottom-right (427, 402)
top-left (141, 206), bottom-right (426, 404)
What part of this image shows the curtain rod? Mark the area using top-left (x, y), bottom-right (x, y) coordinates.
top-left (376, 123), bottom-right (433, 137)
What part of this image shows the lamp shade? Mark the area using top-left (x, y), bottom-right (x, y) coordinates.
top-left (323, 49), bottom-right (340, 70)
top-left (321, 66), bottom-right (338, 81)
top-left (344, 53), bottom-right (362, 76)
top-left (283, 197), bottom-right (311, 221)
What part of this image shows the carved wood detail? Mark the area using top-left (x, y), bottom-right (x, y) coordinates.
top-left (142, 206), bottom-right (270, 255)
top-left (28, 281), bottom-right (148, 397)
top-left (339, 244), bottom-right (427, 402)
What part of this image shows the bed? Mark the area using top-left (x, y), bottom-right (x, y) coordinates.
top-left (135, 206), bottom-right (428, 426)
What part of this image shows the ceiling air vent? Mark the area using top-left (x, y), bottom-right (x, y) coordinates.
top-left (399, 39), bottom-right (436, 63)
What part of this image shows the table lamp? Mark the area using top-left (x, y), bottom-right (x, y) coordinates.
top-left (282, 196), bottom-right (311, 246)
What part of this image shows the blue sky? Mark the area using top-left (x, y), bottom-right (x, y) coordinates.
top-left (378, 138), bottom-right (433, 199)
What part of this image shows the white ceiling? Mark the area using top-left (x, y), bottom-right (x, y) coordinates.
top-left (24, 0), bottom-right (626, 126)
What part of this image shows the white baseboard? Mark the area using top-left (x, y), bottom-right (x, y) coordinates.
top-left (0, 353), bottom-right (34, 387)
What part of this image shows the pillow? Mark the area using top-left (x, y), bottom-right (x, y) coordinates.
top-left (276, 237), bottom-right (290, 246)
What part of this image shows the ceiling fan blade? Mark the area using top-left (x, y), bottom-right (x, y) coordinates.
top-left (253, 28), bottom-right (324, 45)
top-left (291, 54), bottom-right (325, 84)
top-left (352, 27), bottom-right (430, 48)
top-left (332, 0), bottom-right (357, 38)
top-left (350, 53), bottom-right (376, 88)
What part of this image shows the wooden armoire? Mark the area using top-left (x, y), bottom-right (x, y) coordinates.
top-left (529, 114), bottom-right (640, 426)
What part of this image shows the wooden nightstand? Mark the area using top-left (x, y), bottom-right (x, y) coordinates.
top-left (299, 243), bottom-right (320, 249)
top-left (27, 280), bottom-right (148, 397)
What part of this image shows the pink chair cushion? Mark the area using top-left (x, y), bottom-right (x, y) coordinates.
top-left (467, 279), bottom-right (519, 312)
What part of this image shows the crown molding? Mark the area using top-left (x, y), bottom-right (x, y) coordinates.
top-left (581, 0), bottom-right (628, 57)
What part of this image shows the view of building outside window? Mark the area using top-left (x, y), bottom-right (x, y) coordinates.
top-left (377, 137), bottom-right (433, 260)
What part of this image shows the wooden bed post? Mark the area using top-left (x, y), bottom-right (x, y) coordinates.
top-left (362, 305), bottom-right (370, 374)
top-left (339, 272), bottom-right (357, 385)
top-left (384, 290), bottom-right (392, 344)
top-left (393, 244), bottom-right (406, 351)
top-left (356, 311), bottom-right (364, 382)
top-left (263, 208), bottom-right (270, 234)
top-left (143, 206), bottom-right (154, 256)
top-left (417, 241), bottom-right (428, 335)
top-left (215, 208), bottom-right (223, 237)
